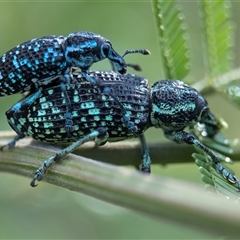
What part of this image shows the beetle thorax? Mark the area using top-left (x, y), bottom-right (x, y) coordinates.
top-left (150, 80), bottom-right (208, 132)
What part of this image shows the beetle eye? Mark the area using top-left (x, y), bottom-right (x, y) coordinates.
top-left (101, 43), bottom-right (110, 57)
top-left (199, 107), bottom-right (209, 120)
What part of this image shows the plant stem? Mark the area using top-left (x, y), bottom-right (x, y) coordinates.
top-left (1, 131), bottom-right (240, 238)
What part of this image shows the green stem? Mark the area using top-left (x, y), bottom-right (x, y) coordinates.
top-left (1, 131), bottom-right (240, 238)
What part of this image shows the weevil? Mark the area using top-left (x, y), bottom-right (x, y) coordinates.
top-left (0, 31), bottom-right (150, 133)
top-left (2, 71), bottom-right (239, 188)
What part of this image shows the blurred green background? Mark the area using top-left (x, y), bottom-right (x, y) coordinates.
top-left (1, 1), bottom-right (240, 239)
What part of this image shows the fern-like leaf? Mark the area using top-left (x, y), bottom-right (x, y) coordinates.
top-left (152, 0), bottom-right (190, 79)
top-left (191, 122), bottom-right (240, 199)
top-left (199, 0), bottom-right (234, 84)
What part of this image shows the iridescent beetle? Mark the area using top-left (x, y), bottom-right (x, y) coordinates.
top-left (2, 71), bottom-right (239, 188)
top-left (0, 31), bottom-right (150, 134)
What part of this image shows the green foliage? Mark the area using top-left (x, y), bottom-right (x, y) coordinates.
top-left (152, 0), bottom-right (240, 199)
top-left (191, 123), bottom-right (240, 200)
top-left (193, 152), bottom-right (240, 199)
top-left (152, 0), bottom-right (190, 79)
top-left (199, 0), bottom-right (234, 82)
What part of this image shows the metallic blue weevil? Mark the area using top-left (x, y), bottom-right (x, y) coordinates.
top-left (0, 31), bottom-right (150, 133)
top-left (2, 71), bottom-right (239, 188)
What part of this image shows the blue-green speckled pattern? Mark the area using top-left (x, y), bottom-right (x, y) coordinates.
top-left (0, 31), bottom-right (130, 96)
top-left (6, 71), bottom-right (150, 142)
top-left (4, 71), bottom-right (239, 188)
top-left (150, 80), bottom-right (208, 132)
top-left (0, 36), bottom-right (66, 95)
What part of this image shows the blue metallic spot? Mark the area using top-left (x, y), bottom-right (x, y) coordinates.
top-left (51, 107), bottom-right (61, 114)
top-left (13, 59), bottom-right (20, 69)
top-left (33, 122), bottom-right (39, 128)
top-left (34, 46), bottom-right (40, 51)
top-left (44, 129), bottom-right (53, 134)
top-left (8, 72), bottom-right (15, 79)
top-left (27, 62), bottom-right (32, 68)
top-left (20, 59), bottom-right (28, 66)
top-left (81, 117), bottom-right (87, 122)
top-left (94, 115), bottom-right (100, 121)
top-left (37, 110), bottom-right (47, 116)
top-left (80, 102), bottom-right (94, 109)
top-left (89, 108), bottom-right (100, 115)
top-left (105, 115), bottom-right (113, 121)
